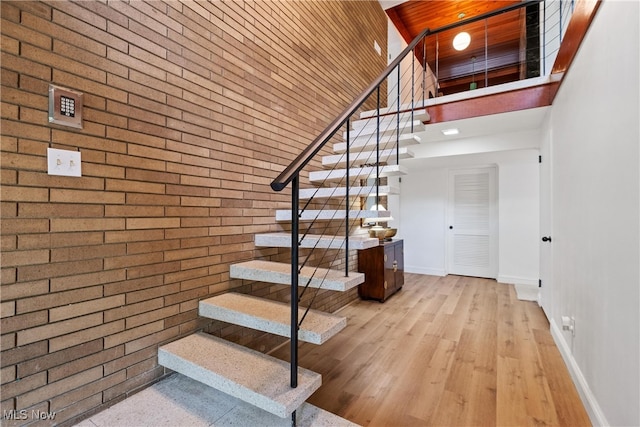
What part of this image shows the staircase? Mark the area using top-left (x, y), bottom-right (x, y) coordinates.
top-left (158, 107), bottom-right (429, 425)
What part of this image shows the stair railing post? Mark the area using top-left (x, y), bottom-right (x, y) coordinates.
top-left (422, 36), bottom-right (427, 105)
top-left (397, 64), bottom-right (401, 165)
top-left (345, 120), bottom-right (350, 277)
top-left (484, 19), bottom-right (489, 88)
top-left (411, 48), bottom-right (415, 131)
top-left (376, 87), bottom-right (380, 207)
top-left (290, 175), bottom-right (299, 390)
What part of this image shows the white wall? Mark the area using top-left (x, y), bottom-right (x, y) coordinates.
top-left (399, 146), bottom-right (540, 284)
top-left (542, 1), bottom-right (639, 426)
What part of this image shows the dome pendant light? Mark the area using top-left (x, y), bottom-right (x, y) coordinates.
top-left (453, 32), bottom-right (471, 51)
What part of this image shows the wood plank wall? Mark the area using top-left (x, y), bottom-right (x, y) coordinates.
top-left (0, 1), bottom-right (387, 424)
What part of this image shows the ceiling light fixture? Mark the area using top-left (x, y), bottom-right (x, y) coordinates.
top-left (442, 128), bottom-right (459, 136)
top-left (453, 32), bottom-right (471, 51)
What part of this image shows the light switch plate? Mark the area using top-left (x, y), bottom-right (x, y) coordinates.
top-left (48, 85), bottom-right (83, 128)
top-left (47, 148), bottom-right (82, 177)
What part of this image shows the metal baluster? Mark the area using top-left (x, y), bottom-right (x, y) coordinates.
top-left (376, 87), bottom-right (380, 207)
top-left (397, 64), bottom-right (401, 165)
top-left (290, 175), bottom-right (299, 391)
top-left (411, 51), bottom-right (415, 130)
top-left (435, 34), bottom-right (439, 97)
top-left (485, 19), bottom-right (489, 88)
top-left (422, 37), bottom-right (427, 105)
top-left (345, 120), bottom-right (350, 276)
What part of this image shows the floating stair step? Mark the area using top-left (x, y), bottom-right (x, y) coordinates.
top-left (299, 184), bottom-right (399, 200)
top-left (343, 119), bottom-right (424, 139)
top-left (158, 332), bottom-right (321, 418)
top-left (199, 293), bottom-right (346, 345)
top-left (351, 110), bottom-right (429, 129)
top-left (359, 106), bottom-right (429, 120)
top-left (275, 209), bottom-right (390, 221)
top-left (230, 260), bottom-right (365, 291)
top-left (255, 233), bottom-right (378, 250)
top-left (333, 133), bottom-right (421, 154)
top-left (322, 147), bottom-right (414, 168)
top-left (309, 164), bottom-right (408, 183)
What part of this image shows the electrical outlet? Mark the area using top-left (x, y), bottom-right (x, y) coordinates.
top-left (47, 148), bottom-right (81, 177)
top-left (374, 40), bottom-right (382, 56)
top-left (561, 315), bottom-right (576, 336)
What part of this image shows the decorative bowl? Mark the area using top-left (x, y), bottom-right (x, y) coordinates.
top-left (384, 228), bottom-right (397, 239)
top-left (369, 228), bottom-right (388, 240)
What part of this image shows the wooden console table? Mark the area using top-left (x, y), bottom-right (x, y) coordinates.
top-left (357, 239), bottom-right (404, 302)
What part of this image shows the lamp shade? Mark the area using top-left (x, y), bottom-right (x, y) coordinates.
top-left (453, 32), bottom-right (471, 51)
top-left (364, 204), bottom-right (393, 224)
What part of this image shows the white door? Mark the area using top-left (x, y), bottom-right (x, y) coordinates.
top-left (447, 167), bottom-right (498, 278)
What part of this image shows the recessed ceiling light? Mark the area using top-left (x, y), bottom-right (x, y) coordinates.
top-left (442, 128), bottom-right (459, 136)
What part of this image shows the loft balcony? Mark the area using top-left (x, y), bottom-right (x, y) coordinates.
top-left (380, 0), bottom-right (598, 123)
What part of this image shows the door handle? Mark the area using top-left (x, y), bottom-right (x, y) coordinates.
top-left (542, 236), bottom-right (552, 242)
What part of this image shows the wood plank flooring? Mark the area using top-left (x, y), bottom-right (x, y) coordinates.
top-left (271, 274), bottom-right (591, 426)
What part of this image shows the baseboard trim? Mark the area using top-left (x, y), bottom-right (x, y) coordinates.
top-left (405, 266), bottom-right (446, 276)
top-left (549, 320), bottom-right (609, 427)
top-left (497, 275), bottom-right (538, 286)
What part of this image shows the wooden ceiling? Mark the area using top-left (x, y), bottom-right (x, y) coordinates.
top-left (386, 1), bottom-right (528, 95)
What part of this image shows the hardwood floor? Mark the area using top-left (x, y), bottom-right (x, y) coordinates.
top-left (272, 274), bottom-right (592, 426)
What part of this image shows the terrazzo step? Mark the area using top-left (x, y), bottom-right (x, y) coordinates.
top-left (350, 111), bottom-right (430, 132)
top-left (321, 147), bottom-right (414, 168)
top-left (299, 184), bottom-right (399, 200)
top-left (230, 260), bottom-right (365, 291)
top-left (309, 164), bottom-right (408, 183)
top-left (158, 332), bottom-right (321, 418)
top-left (333, 133), bottom-right (421, 154)
top-left (275, 209), bottom-right (390, 221)
top-left (199, 293), bottom-right (346, 345)
top-left (343, 119), bottom-right (425, 139)
top-left (255, 233), bottom-right (378, 250)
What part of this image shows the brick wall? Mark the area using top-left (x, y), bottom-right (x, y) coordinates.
top-left (0, 1), bottom-right (388, 425)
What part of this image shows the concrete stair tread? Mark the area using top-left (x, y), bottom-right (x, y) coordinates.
top-left (199, 293), bottom-right (346, 345)
top-left (255, 233), bottom-right (379, 250)
top-left (345, 118), bottom-right (425, 139)
top-left (276, 209), bottom-right (390, 221)
top-left (299, 184), bottom-right (399, 200)
top-left (333, 133), bottom-right (421, 154)
top-left (158, 332), bottom-right (321, 418)
top-left (322, 147), bottom-right (414, 168)
top-left (230, 260), bottom-right (365, 291)
top-left (309, 164), bottom-right (408, 183)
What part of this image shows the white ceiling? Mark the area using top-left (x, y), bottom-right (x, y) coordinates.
top-left (417, 106), bottom-right (550, 144)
